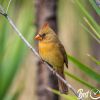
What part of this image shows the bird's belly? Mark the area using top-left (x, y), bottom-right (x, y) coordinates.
top-left (39, 43), bottom-right (64, 70)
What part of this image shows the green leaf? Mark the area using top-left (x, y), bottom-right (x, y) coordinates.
top-left (75, 0), bottom-right (100, 34)
top-left (83, 17), bottom-right (100, 39)
top-left (0, 2), bottom-right (34, 99)
top-left (87, 54), bottom-right (100, 66)
top-left (47, 87), bottom-right (77, 100)
top-left (4, 81), bottom-right (24, 100)
top-left (81, 23), bottom-right (100, 44)
top-left (68, 55), bottom-right (100, 83)
top-left (64, 71), bottom-right (96, 89)
top-left (89, 0), bottom-right (100, 15)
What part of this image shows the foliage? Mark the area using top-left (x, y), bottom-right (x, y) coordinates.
top-left (68, 54), bottom-right (100, 83)
top-left (47, 87), bottom-right (77, 100)
top-left (51, 0), bottom-right (100, 99)
top-left (0, 0), bottom-right (100, 100)
top-left (0, 0), bottom-right (34, 99)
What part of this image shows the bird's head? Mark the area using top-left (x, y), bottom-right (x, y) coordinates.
top-left (35, 23), bottom-right (57, 42)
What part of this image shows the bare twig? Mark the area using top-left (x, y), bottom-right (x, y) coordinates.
top-left (0, 5), bottom-right (5, 15)
top-left (0, 5), bottom-right (82, 100)
top-left (6, 0), bottom-right (12, 13)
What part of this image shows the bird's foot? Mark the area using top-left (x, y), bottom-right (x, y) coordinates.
top-left (52, 69), bottom-right (57, 75)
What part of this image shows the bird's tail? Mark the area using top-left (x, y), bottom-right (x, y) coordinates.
top-left (57, 70), bottom-right (68, 94)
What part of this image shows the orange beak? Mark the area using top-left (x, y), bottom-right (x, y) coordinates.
top-left (35, 34), bottom-right (42, 40)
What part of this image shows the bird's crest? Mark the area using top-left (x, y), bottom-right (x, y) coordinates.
top-left (42, 22), bottom-right (49, 29)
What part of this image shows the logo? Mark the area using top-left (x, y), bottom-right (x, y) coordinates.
top-left (90, 89), bottom-right (100, 100)
top-left (77, 88), bottom-right (100, 100)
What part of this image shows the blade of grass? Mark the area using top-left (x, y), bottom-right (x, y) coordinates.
top-left (4, 80), bottom-right (24, 100)
top-left (0, 22), bottom-right (33, 100)
top-left (64, 71), bottom-right (96, 89)
top-left (75, 0), bottom-right (100, 33)
top-left (0, 37), bottom-right (27, 99)
top-left (47, 87), bottom-right (77, 100)
top-left (87, 54), bottom-right (100, 66)
top-left (0, 20), bottom-right (8, 67)
top-left (68, 54), bottom-right (100, 83)
top-left (81, 23), bottom-right (100, 44)
top-left (0, 20), bottom-right (9, 98)
top-left (83, 17), bottom-right (100, 39)
top-left (89, 0), bottom-right (100, 15)
top-left (0, 3), bottom-right (34, 99)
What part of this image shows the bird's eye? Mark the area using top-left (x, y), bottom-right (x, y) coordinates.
top-left (39, 33), bottom-right (46, 39)
top-left (42, 33), bottom-right (46, 37)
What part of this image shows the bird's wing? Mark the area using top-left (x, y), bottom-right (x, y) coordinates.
top-left (58, 43), bottom-right (68, 68)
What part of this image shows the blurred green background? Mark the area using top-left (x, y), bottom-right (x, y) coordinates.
top-left (0, 0), bottom-right (100, 100)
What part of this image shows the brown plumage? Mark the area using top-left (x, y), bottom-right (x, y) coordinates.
top-left (35, 23), bottom-right (68, 94)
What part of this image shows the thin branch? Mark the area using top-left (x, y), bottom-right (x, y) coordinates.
top-left (0, 5), bottom-right (5, 15)
top-left (6, 0), bottom-right (12, 13)
top-left (0, 5), bottom-right (82, 100)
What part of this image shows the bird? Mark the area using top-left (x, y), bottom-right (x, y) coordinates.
top-left (35, 23), bottom-right (68, 94)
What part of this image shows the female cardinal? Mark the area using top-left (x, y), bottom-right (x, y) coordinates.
top-left (35, 23), bottom-right (68, 94)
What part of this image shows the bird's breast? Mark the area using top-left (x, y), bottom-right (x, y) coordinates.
top-left (39, 42), bottom-right (55, 58)
top-left (39, 42), bottom-right (64, 69)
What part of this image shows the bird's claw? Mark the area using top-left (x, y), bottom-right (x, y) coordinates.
top-left (52, 69), bottom-right (56, 75)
